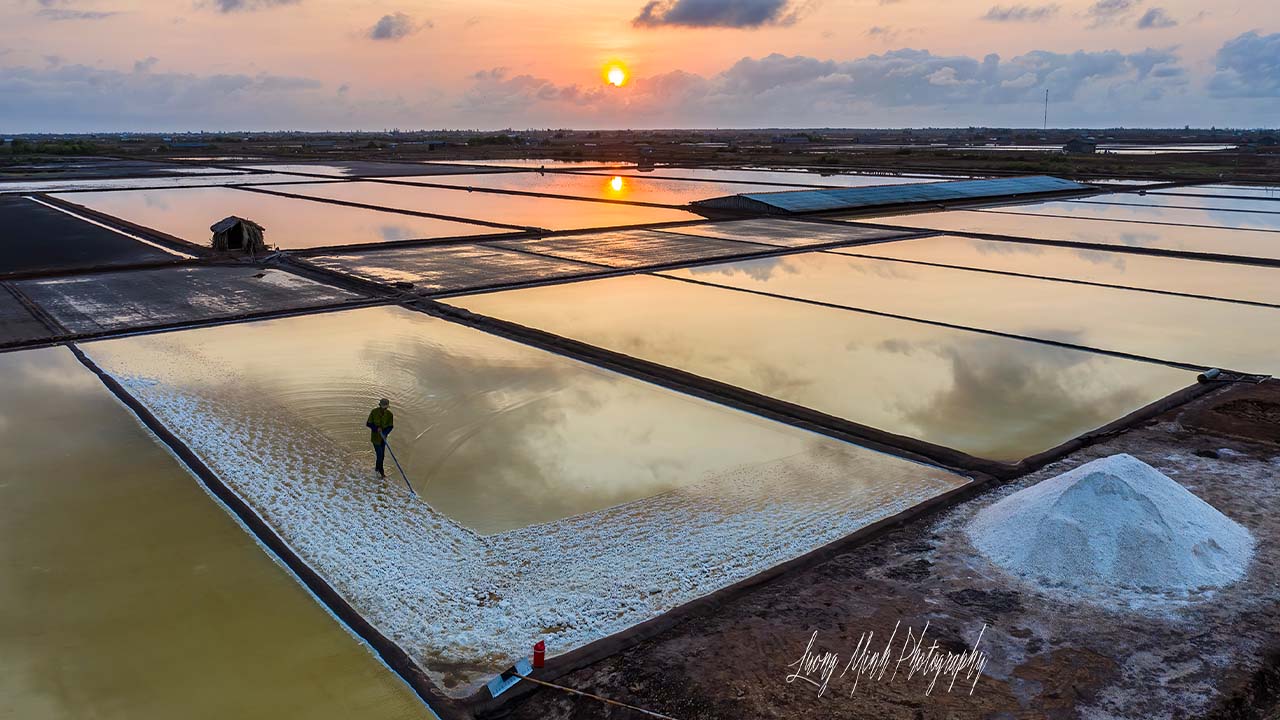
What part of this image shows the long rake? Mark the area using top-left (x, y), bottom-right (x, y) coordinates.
top-left (381, 436), bottom-right (417, 497)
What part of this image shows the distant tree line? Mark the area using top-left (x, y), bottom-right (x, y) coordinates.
top-left (5, 139), bottom-right (102, 155)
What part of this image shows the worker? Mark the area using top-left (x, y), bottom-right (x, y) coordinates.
top-left (366, 398), bottom-right (395, 477)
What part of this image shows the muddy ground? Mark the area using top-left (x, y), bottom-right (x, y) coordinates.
top-left (495, 381), bottom-right (1280, 720)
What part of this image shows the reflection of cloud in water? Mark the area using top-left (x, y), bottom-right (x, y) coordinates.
top-left (892, 337), bottom-right (1149, 461)
top-left (685, 256), bottom-right (797, 282)
top-left (606, 328), bottom-right (816, 404)
top-left (379, 224), bottom-right (419, 241)
top-left (970, 238), bottom-right (1046, 258)
top-left (1014, 325), bottom-right (1093, 347)
top-left (353, 332), bottom-right (807, 532)
top-left (1117, 231), bottom-right (1160, 247)
top-left (142, 194), bottom-right (172, 211)
top-left (1072, 248), bottom-right (1127, 270)
top-left (1203, 209), bottom-right (1279, 230)
top-left (844, 257), bottom-right (919, 280)
top-left (877, 337), bottom-right (915, 355)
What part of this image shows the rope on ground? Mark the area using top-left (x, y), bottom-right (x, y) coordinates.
top-left (514, 673), bottom-right (682, 720)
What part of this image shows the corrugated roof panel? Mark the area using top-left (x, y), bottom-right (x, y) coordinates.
top-left (691, 176), bottom-right (1090, 214)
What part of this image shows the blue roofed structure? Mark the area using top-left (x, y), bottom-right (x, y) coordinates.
top-left (690, 175), bottom-right (1092, 215)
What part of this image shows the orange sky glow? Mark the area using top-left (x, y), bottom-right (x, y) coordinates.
top-left (0, 0), bottom-right (1275, 130)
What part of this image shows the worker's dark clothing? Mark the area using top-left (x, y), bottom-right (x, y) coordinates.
top-left (366, 407), bottom-right (394, 475)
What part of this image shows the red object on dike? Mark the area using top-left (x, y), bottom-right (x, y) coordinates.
top-left (532, 640), bottom-right (546, 668)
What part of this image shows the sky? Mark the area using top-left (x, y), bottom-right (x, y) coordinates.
top-left (0, 0), bottom-right (1276, 131)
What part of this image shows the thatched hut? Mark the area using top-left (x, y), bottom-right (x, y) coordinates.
top-left (210, 216), bottom-right (268, 253)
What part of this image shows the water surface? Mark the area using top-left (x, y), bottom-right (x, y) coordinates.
top-left (663, 251), bottom-right (1280, 375)
top-left (572, 167), bottom-right (950, 188)
top-left (0, 172), bottom-right (321, 194)
top-left (848, 234), bottom-right (1280, 306)
top-left (859, 209), bottom-right (1280, 261)
top-left (84, 306), bottom-right (876, 533)
top-left (0, 347), bottom-right (424, 720)
top-left (1154, 184), bottom-right (1280, 200)
top-left (1071, 194), bottom-right (1280, 214)
top-left (56, 186), bottom-right (502, 249)
top-left (451, 274), bottom-right (1193, 462)
top-left (380, 173), bottom-right (785, 206)
top-left (271, 181), bottom-right (702, 231)
top-left (985, 200), bottom-right (1280, 231)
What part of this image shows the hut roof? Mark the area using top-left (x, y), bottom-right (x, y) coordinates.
top-left (210, 216), bottom-right (265, 234)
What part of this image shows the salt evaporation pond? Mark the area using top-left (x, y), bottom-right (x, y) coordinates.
top-left (859, 208), bottom-right (1280, 262)
top-left (1155, 184), bottom-right (1280, 200)
top-left (847, 234), bottom-right (1280, 307)
top-left (987, 200), bottom-right (1280, 232)
top-left (268, 180), bottom-right (704, 230)
top-left (450, 274), bottom-right (1194, 462)
top-left (0, 347), bottom-right (424, 720)
top-left (82, 305), bottom-right (966, 694)
top-left (53, 186), bottom-right (503, 249)
top-left (1071, 193), bottom-right (1280, 214)
top-left (0, 172), bottom-right (321, 194)
top-left (380, 172), bottom-right (787, 206)
top-left (664, 251), bottom-right (1280, 375)
top-left (577, 167), bottom-right (952, 187)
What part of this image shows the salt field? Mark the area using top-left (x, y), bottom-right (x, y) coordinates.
top-left (265, 180), bottom-right (703, 230)
top-left (0, 172), bottom-right (326, 194)
top-left (662, 251), bottom-right (1280, 374)
top-left (15, 266), bottom-right (362, 333)
top-left (54, 186), bottom-right (505, 249)
top-left (578, 167), bottom-right (952, 187)
top-left (662, 217), bottom-right (918, 247)
top-left (847, 234), bottom-right (1280, 306)
top-left (450, 274), bottom-right (1194, 461)
top-left (81, 305), bottom-right (967, 692)
top-left (490, 228), bottom-right (773, 268)
top-left (10, 0), bottom-right (1280, 711)
top-left (0, 347), bottom-right (425, 719)
top-left (860, 208), bottom-right (1280, 261)
top-left (378, 172), bottom-right (786, 205)
top-left (1154, 184), bottom-right (1280, 199)
top-left (987, 199), bottom-right (1280, 232)
top-left (304, 243), bottom-right (601, 291)
top-left (5, 164), bottom-right (1275, 717)
top-left (1073, 193), bottom-right (1280, 214)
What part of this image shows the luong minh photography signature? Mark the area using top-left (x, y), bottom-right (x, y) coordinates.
top-left (785, 621), bottom-right (990, 698)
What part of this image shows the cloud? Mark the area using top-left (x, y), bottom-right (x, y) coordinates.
top-left (0, 62), bottom-right (329, 131)
top-left (460, 68), bottom-right (608, 114)
top-left (34, 0), bottom-right (118, 21)
top-left (1135, 7), bottom-right (1176, 28)
top-left (865, 25), bottom-right (901, 40)
top-left (1085, 0), bottom-right (1140, 27)
top-left (206, 0), bottom-right (299, 12)
top-left (133, 56), bottom-right (159, 72)
top-left (368, 12), bottom-right (427, 40)
top-left (1208, 31), bottom-right (1280, 98)
top-left (633, 0), bottom-right (802, 28)
top-left (982, 4), bottom-right (1059, 21)
top-left (457, 46), bottom-right (1189, 127)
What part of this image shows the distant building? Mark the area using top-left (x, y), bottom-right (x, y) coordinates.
top-left (1063, 137), bottom-right (1097, 155)
top-left (771, 134), bottom-right (810, 144)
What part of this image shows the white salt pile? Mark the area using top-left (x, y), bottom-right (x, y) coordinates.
top-left (966, 453), bottom-right (1255, 603)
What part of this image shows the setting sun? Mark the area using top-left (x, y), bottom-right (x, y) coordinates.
top-left (605, 64), bottom-right (628, 87)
